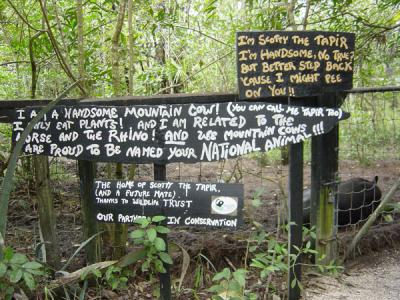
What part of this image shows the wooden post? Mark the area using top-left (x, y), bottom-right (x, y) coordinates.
top-left (310, 136), bottom-right (321, 264)
top-left (313, 93), bottom-right (342, 265)
top-left (287, 141), bottom-right (304, 300)
top-left (33, 155), bottom-right (60, 269)
top-left (78, 160), bottom-right (101, 263)
top-left (154, 163), bottom-right (171, 300)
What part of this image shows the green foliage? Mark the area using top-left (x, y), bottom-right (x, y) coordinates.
top-left (78, 264), bottom-right (133, 292)
top-left (247, 225), bottom-right (342, 293)
top-left (0, 247), bottom-right (45, 300)
top-left (208, 268), bottom-right (257, 300)
top-left (104, 266), bottom-right (132, 290)
top-left (249, 232), bottom-right (288, 280)
top-left (129, 216), bottom-right (173, 275)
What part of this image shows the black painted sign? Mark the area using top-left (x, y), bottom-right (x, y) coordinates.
top-left (94, 180), bottom-right (243, 229)
top-left (236, 31), bottom-right (355, 99)
top-left (12, 102), bottom-right (349, 163)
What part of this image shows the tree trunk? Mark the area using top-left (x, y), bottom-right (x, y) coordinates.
top-left (76, 0), bottom-right (101, 263)
top-left (33, 155), bottom-right (60, 269)
top-left (127, 0), bottom-right (137, 181)
top-left (109, 0), bottom-right (128, 259)
top-left (29, 17), bottom-right (60, 269)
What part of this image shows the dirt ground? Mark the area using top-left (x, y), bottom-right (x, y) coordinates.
top-left (304, 247), bottom-right (400, 300)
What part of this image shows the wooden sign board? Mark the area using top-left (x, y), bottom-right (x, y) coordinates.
top-left (236, 31), bottom-right (355, 99)
top-left (94, 180), bottom-right (243, 229)
top-left (12, 102), bottom-right (349, 163)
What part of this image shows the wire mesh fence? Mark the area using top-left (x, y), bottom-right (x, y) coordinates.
top-left (337, 90), bottom-right (400, 230)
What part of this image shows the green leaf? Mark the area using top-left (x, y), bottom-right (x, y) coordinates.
top-left (212, 268), bottom-right (231, 281)
top-left (134, 217), bottom-right (150, 228)
top-left (142, 260), bottom-right (149, 272)
top-left (154, 237), bottom-right (166, 251)
top-left (158, 252), bottom-right (173, 264)
top-left (233, 269), bottom-right (247, 287)
top-left (0, 262), bottom-right (7, 276)
top-left (111, 281), bottom-right (118, 290)
top-left (129, 229), bottom-right (145, 239)
top-left (4, 247), bottom-right (14, 261)
top-left (92, 268), bottom-right (102, 278)
top-left (23, 272), bottom-right (35, 290)
top-left (228, 279), bottom-right (242, 292)
top-left (155, 226), bottom-right (170, 234)
top-left (207, 284), bottom-right (224, 293)
top-left (152, 216), bottom-right (166, 223)
top-left (10, 253), bottom-right (28, 265)
top-left (26, 269), bottom-right (44, 276)
top-left (9, 268), bottom-right (23, 283)
top-left (146, 228), bottom-right (157, 242)
top-left (154, 259), bottom-right (166, 273)
top-left (291, 278), bottom-right (297, 288)
top-left (22, 261), bottom-right (42, 270)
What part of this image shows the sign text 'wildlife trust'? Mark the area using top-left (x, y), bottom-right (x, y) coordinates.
top-left (94, 180), bottom-right (243, 229)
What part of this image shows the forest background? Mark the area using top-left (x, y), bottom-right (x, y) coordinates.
top-left (0, 0), bottom-right (399, 298)
top-left (0, 0), bottom-right (399, 101)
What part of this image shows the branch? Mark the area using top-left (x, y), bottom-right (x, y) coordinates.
top-left (29, 31), bottom-right (45, 98)
top-left (36, 19), bottom-right (117, 67)
top-left (111, 0), bottom-right (128, 96)
top-left (156, 50), bottom-right (233, 95)
top-left (5, 0), bottom-right (44, 32)
top-left (38, 0), bottom-right (87, 95)
top-left (343, 11), bottom-right (398, 30)
top-left (166, 23), bottom-right (230, 47)
top-left (302, 0), bottom-right (311, 30)
top-left (0, 61), bottom-right (30, 67)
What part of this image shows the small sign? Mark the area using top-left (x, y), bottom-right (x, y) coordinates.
top-left (12, 102), bottom-right (349, 163)
top-left (94, 180), bottom-right (244, 229)
top-left (236, 31), bottom-right (355, 99)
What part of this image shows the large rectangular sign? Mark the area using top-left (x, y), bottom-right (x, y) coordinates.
top-left (236, 31), bottom-right (355, 99)
top-left (12, 102), bottom-right (349, 163)
top-left (94, 180), bottom-right (243, 229)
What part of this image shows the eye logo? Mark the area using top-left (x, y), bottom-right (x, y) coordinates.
top-left (211, 196), bottom-right (238, 215)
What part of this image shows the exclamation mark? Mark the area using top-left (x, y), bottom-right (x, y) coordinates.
top-left (313, 122), bottom-right (322, 135)
top-left (152, 129), bottom-right (155, 141)
top-left (119, 117), bottom-right (123, 129)
top-left (289, 87), bottom-right (295, 97)
top-left (319, 121), bottom-right (324, 134)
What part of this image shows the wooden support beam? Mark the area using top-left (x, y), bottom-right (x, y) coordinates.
top-left (154, 163), bottom-right (171, 300)
top-left (78, 160), bottom-right (101, 264)
top-left (314, 93), bottom-right (341, 265)
top-left (287, 142), bottom-right (304, 300)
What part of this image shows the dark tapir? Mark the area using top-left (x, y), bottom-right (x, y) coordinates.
top-left (302, 176), bottom-right (382, 226)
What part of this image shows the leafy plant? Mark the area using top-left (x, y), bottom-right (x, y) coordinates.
top-left (208, 268), bottom-right (257, 300)
top-left (248, 224), bottom-right (342, 293)
top-left (249, 235), bottom-right (288, 280)
top-left (129, 216), bottom-right (173, 275)
top-left (0, 247), bottom-right (45, 300)
top-left (104, 265), bottom-right (132, 290)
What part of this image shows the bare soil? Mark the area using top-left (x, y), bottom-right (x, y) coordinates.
top-left (304, 247), bottom-right (400, 300)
